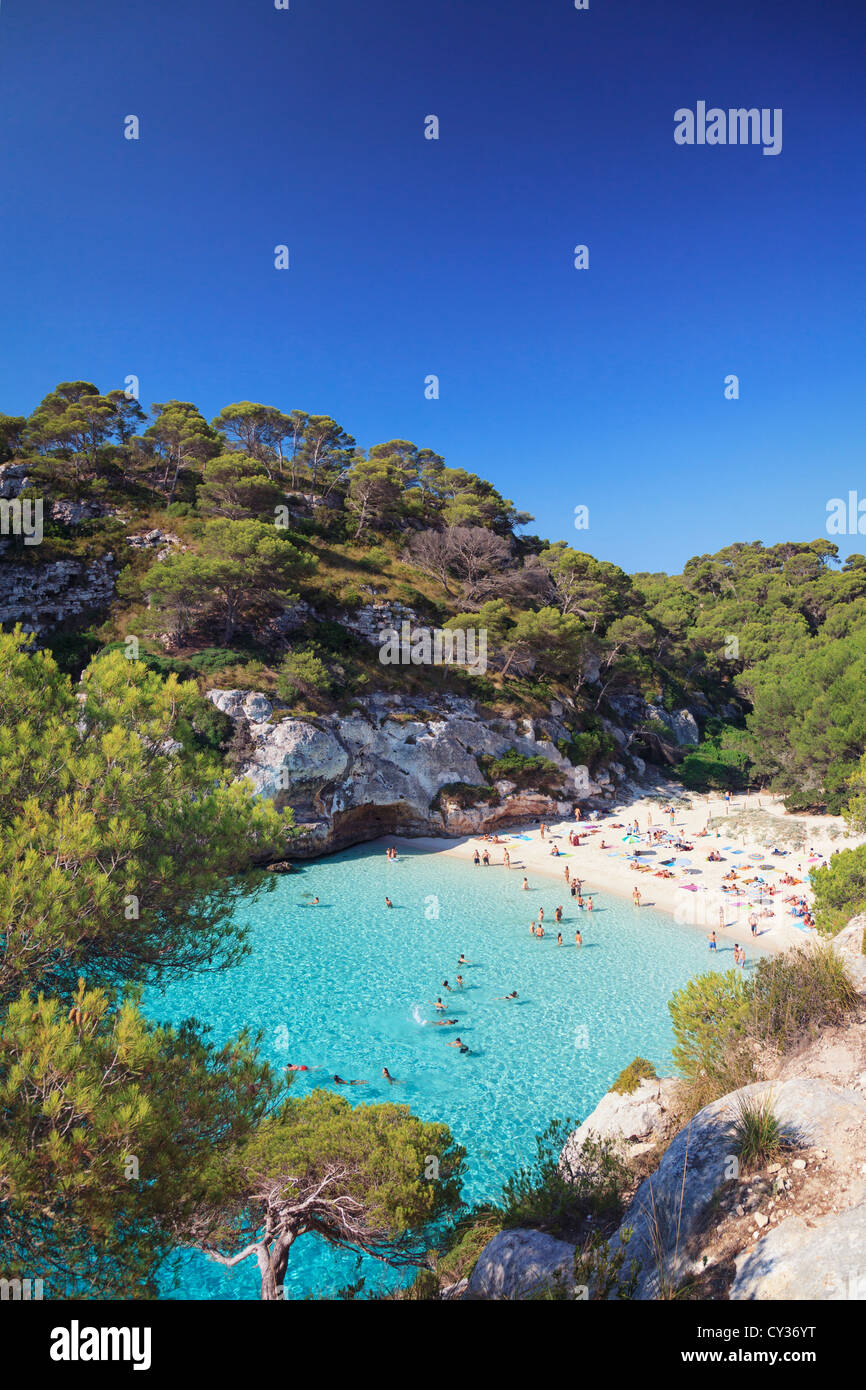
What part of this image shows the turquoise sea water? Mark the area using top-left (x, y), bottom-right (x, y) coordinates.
top-left (147, 843), bottom-right (721, 1300)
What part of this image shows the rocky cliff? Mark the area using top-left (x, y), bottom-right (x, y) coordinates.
top-left (207, 687), bottom-right (608, 855)
top-left (468, 918), bottom-right (866, 1301)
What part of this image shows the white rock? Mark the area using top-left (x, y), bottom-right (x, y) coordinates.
top-left (607, 1077), bottom-right (866, 1300)
top-left (467, 1229), bottom-right (576, 1300)
top-left (560, 1077), bottom-right (678, 1179)
top-left (731, 1204), bottom-right (866, 1300)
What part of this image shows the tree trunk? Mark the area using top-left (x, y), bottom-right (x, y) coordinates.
top-left (258, 1235), bottom-right (294, 1299)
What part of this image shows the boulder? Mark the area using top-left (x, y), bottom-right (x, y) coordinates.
top-left (608, 1077), bottom-right (866, 1299)
top-left (241, 692), bottom-right (273, 723)
top-left (831, 916), bottom-right (866, 996)
top-left (467, 1229), bottom-right (576, 1300)
top-left (730, 1203), bottom-right (866, 1300)
top-left (657, 708), bottom-right (700, 747)
top-left (560, 1076), bottom-right (679, 1177)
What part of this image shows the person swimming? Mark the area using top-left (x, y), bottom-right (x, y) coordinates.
top-left (382, 1067), bottom-right (399, 1083)
top-left (431, 997), bottom-right (445, 1010)
top-left (457, 954), bottom-right (471, 965)
top-left (385, 897), bottom-right (393, 908)
top-left (522, 877), bottom-right (529, 890)
top-left (556, 932), bottom-right (563, 946)
top-left (456, 975), bottom-right (464, 989)
top-left (285, 1063), bottom-right (309, 1072)
top-left (333, 1075), bottom-right (368, 1085)
top-left (500, 991), bottom-right (518, 1000)
top-left (442, 979), bottom-right (452, 991)
top-left (432, 1017), bottom-right (458, 1026)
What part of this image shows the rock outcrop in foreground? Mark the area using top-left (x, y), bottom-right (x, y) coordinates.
top-left (470, 921), bottom-right (866, 1300)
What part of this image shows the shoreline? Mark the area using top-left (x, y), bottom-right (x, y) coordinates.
top-left (386, 789), bottom-right (863, 958)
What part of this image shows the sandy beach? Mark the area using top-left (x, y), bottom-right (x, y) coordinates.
top-left (397, 787), bottom-right (865, 956)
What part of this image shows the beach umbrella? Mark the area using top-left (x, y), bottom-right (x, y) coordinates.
top-left (623, 834), bottom-right (640, 843)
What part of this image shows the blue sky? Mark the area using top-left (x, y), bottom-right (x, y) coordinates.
top-left (1, 0), bottom-right (864, 573)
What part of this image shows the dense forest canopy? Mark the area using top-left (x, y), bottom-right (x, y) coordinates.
top-left (3, 381), bottom-right (864, 815)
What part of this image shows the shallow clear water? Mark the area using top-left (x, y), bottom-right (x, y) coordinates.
top-left (147, 843), bottom-right (720, 1299)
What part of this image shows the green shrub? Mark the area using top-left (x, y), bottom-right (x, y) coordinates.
top-left (573, 1227), bottom-right (640, 1301)
top-left (611, 1057), bottom-right (658, 1095)
top-left (500, 1120), bottom-right (630, 1236)
top-left (479, 748), bottom-right (563, 791)
top-left (190, 699), bottom-right (235, 753)
top-left (558, 730), bottom-right (614, 769)
top-left (669, 948), bottom-right (859, 1117)
top-left (431, 782), bottom-right (497, 811)
top-left (674, 718), bottom-right (752, 792)
top-left (668, 970), bottom-right (754, 1104)
top-left (750, 945), bottom-right (859, 1049)
top-left (275, 649), bottom-right (333, 704)
top-left (732, 1094), bottom-right (784, 1172)
top-left (812, 846), bottom-right (866, 935)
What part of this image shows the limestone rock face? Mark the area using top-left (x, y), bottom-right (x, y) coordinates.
top-left (50, 498), bottom-right (110, 525)
top-left (467, 1229), bottom-right (576, 1300)
top-left (0, 463), bottom-right (32, 498)
top-left (831, 916), bottom-right (866, 996)
top-left (608, 1077), bottom-right (866, 1300)
top-left (206, 689), bottom-right (595, 854)
top-left (245, 720), bottom-right (350, 804)
top-left (657, 708), bottom-right (700, 747)
top-left (730, 1203), bottom-right (866, 1300)
top-left (560, 1076), bottom-right (679, 1176)
top-left (0, 555), bottom-right (116, 633)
